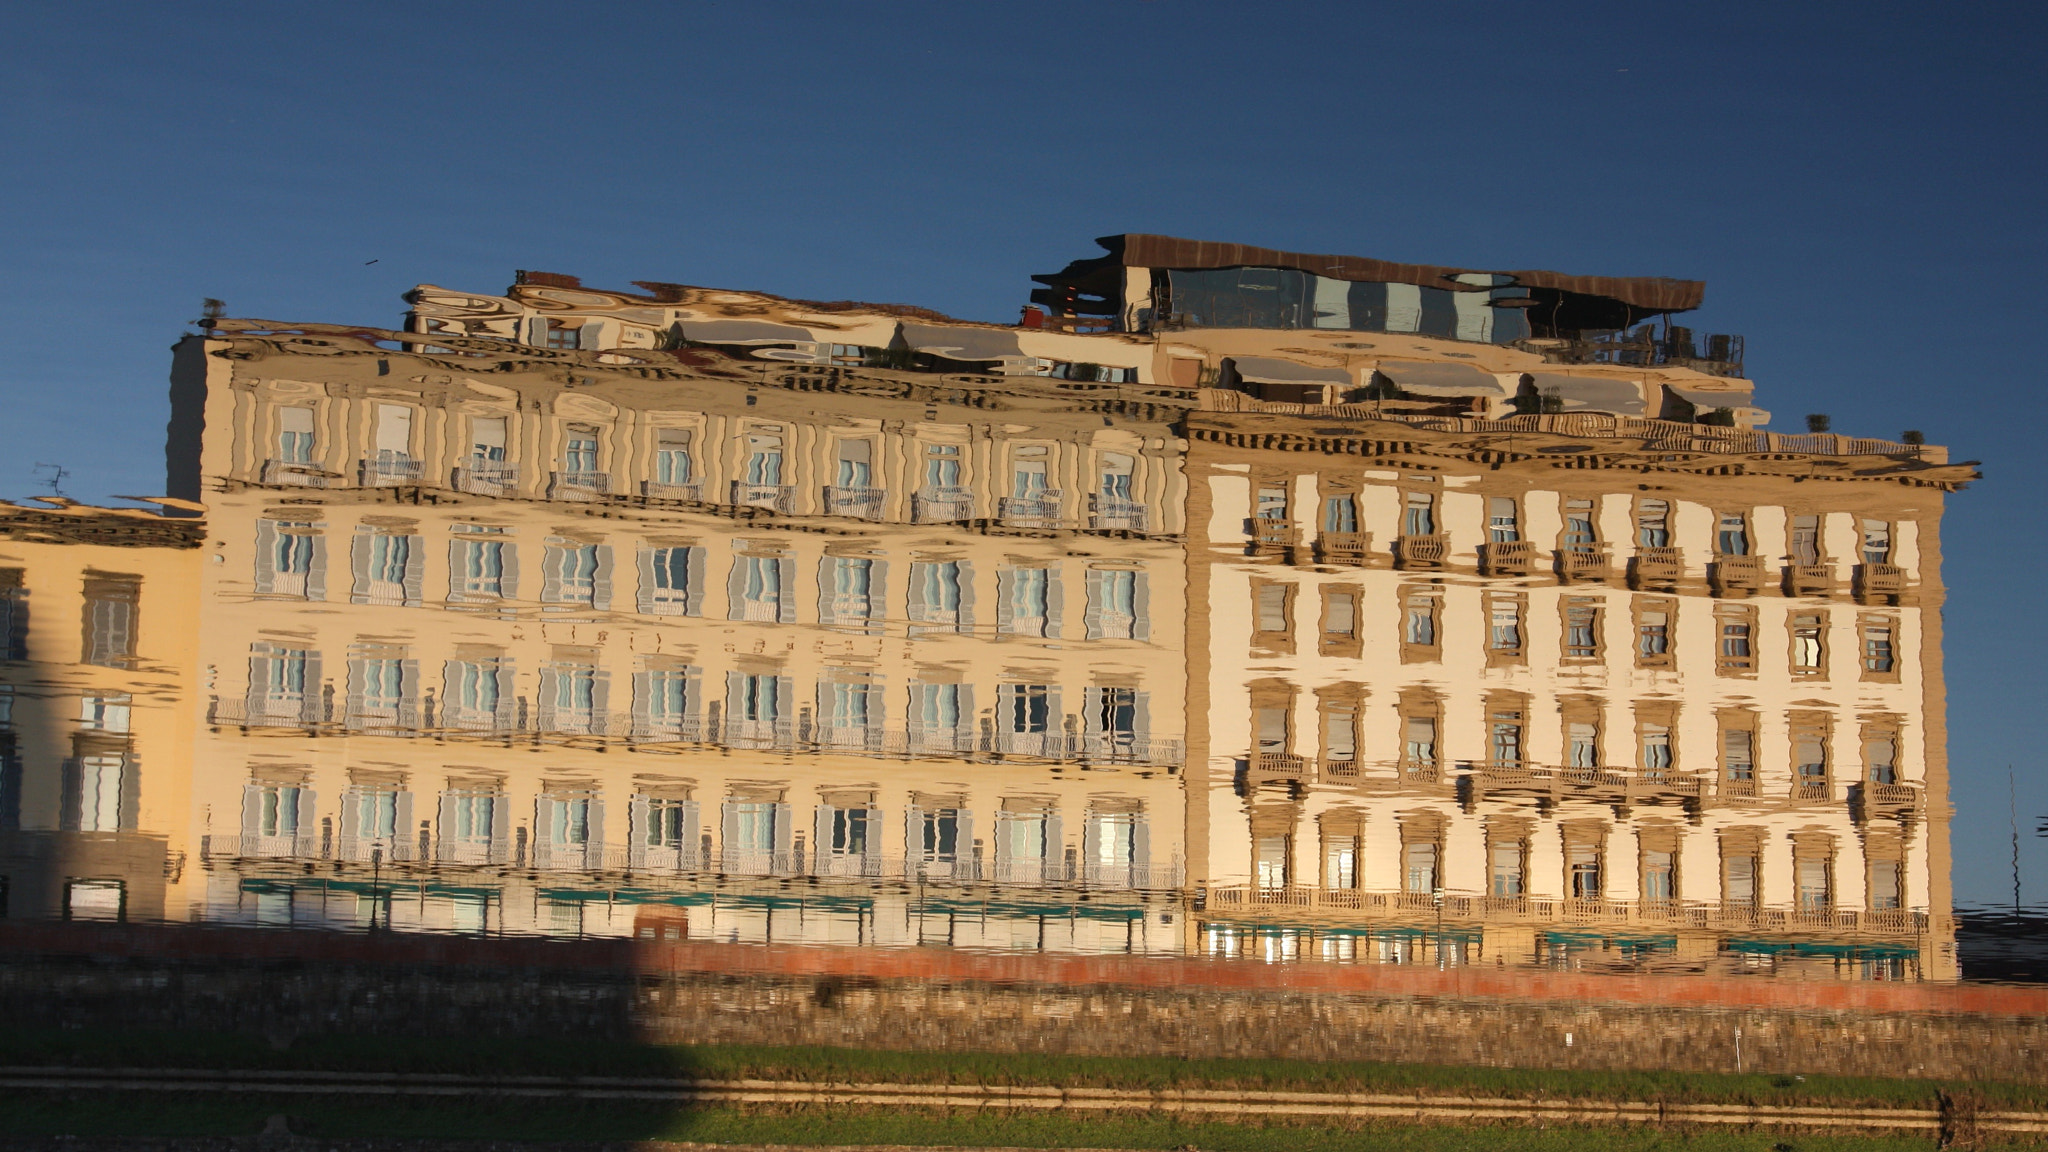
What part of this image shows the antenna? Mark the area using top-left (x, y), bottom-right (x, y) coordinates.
top-left (2013, 765), bottom-right (2023, 914)
top-left (31, 462), bottom-right (69, 498)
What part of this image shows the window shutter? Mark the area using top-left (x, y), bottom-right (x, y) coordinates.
top-left (302, 652), bottom-right (324, 724)
top-left (446, 539), bottom-right (464, 601)
top-left (725, 555), bottom-right (746, 621)
top-left (636, 549), bottom-right (658, 614)
top-left (295, 789), bottom-right (318, 854)
top-left (499, 543), bottom-right (519, 601)
top-left (723, 671), bottom-right (744, 733)
top-left (865, 679), bottom-right (886, 730)
top-left (592, 545), bottom-right (615, 610)
top-left (814, 805), bottom-right (833, 872)
top-left (585, 795), bottom-right (605, 865)
top-left (1132, 816), bottom-right (1152, 876)
top-left (720, 801), bottom-right (738, 869)
top-left (241, 783), bottom-right (264, 838)
top-left (351, 528), bottom-right (375, 603)
top-left (628, 795), bottom-right (649, 868)
top-left (679, 800), bottom-right (701, 869)
top-left (907, 563), bottom-right (927, 622)
top-left (684, 547), bottom-right (707, 616)
top-left (956, 684), bottom-right (976, 743)
top-left (399, 659), bottom-right (420, 729)
top-left (867, 560), bottom-right (888, 632)
top-left (1133, 692), bottom-right (1151, 743)
top-left (590, 670), bottom-right (610, 724)
top-left (816, 557), bottom-right (836, 625)
top-left (773, 802), bottom-right (795, 868)
top-left (306, 535), bottom-right (327, 601)
top-left (537, 668), bottom-right (559, 731)
top-left (996, 569), bottom-right (1015, 633)
top-left (344, 657), bottom-right (365, 724)
top-left (776, 557), bottom-right (796, 624)
top-left (395, 790), bottom-right (415, 859)
top-left (1083, 571), bottom-right (1104, 638)
top-left (630, 671), bottom-right (651, 738)
top-left (775, 676), bottom-right (795, 722)
top-left (1083, 686), bottom-right (1103, 738)
top-left (493, 663), bottom-right (516, 731)
top-left (1081, 814), bottom-right (1100, 875)
top-left (254, 521), bottom-right (278, 594)
top-left (956, 562), bottom-right (975, 631)
top-left (438, 791), bottom-right (457, 859)
top-left (489, 797), bottom-right (510, 864)
top-left (56, 758), bottom-right (80, 831)
top-left (245, 649), bottom-right (269, 718)
top-left (440, 658), bottom-right (461, 718)
top-left (955, 811), bottom-right (975, 879)
top-left (527, 316), bottom-right (548, 345)
top-left (863, 807), bottom-right (883, 867)
top-left (402, 536), bottom-right (424, 606)
top-left (1044, 810), bottom-right (1065, 875)
top-left (1132, 573), bottom-right (1151, 642)
top-left (1046, 571), bottom-right (1064, 639)
top-left (540, 546), bottom-right (563, 604)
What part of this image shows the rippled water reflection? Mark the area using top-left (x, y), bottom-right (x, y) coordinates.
top-left (0, 241), bottom-right (1985, 992)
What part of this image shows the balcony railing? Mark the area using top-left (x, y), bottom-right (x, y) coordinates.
top-left (453, 461), bottom-right (519, 497)
top-left (1478, 539), bottom-right (1535, 575)
top-left (547, 471), bottom-right (612, 500)
top-left (1202, 887), bottom-right (1932, 938)
top-left (998, 492), bottom-right (1064, 527)
top-left (1855, 563), bottom-right (1907, 598)
top-left (1556, 545), bottom-right (1612, 582)
top-left (1630, 545), bottom-right (1684, 588)
top-left (911, 486), bottom-right (974, 523)
top-left (731, 481), bottom-right (795, 514)
top-left (260, 459), bottom-right (329, 487)
top-left (641, 480), bottom-right (703, 502)
top-left (1393, 534), bottom-right (1447, 569)
top-left (1320, 758), bottom-right (1360, 780)
top-left (1251, 519), bottom-right (1299, 558)
top-left (1785, 563), bottom-right (1835, 596)
top-left (1710, 554), bottom-right (1765, 592)
top-left (1249, 750), bottom-right (1311, 780)
top-left (359, 456), bottom-right (423, 487)
top-left (1090, 497), bottom-right (1148, 532)
top-left (1315, 531), bottom-right (1372, 566)
top-left (824, 485), bottom-right (886, 520)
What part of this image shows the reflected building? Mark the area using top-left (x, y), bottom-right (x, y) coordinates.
top-left (0, 234), bottom-right (1975, 980)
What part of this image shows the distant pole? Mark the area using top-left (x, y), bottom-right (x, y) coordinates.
top-left (2012, 766), bottom-right (2022, 914)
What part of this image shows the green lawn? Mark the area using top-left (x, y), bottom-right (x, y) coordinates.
top-left (1, 1026), bottom-right (2034, 1113)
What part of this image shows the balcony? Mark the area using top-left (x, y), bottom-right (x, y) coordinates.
top-left (998, 491), bottom-right (1064, 528)
top-left (641, 480), bottom-right (703, 503)
top-left (1315, 531), bottom-right (1372, 566)
top-left (453, 461), bottom-right (519, 497)
top-left (260, 459), bottom-right (329, 487)
top-left (1091, 497), bottom-right (1148, 532)
top-left (1791, 779), bottom-right (1833, 803)
top-left (824, 485), bottom-right (886, 520)
top-left (1250, 519), bottom-right (1299, 559)
top-left (1629, 546), bottom-right (1684, 588)
top-left (1320, 757), bottom-right (1360, 780)
top-left (1478, 539), bottom-right (1535, 575)
top-left (730, 481), bottom-right (794, 514)
top-left (1784, 562), bottom-right (1835, 597)
top-left (1855, 562), bottom-right (1907, 599)
top-left (547, 470), bottom-right (612, 500)
top-left (1556, 545), bottom-right (1612, 583)
top-left (1248, 750), bottom-right (1311, 780)
top-left (912, 485), bottom-right (974, 523)
top-left (1393, 533), bottom-right (1448, 570)
top-left (1710, 553), bottom-right (1765, 593)
top-left (359, 455), bottom-right (423, 488)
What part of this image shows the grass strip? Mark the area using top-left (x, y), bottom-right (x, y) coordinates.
top-left (0, 1093), bottom-right (1953, 1151)
top-left (0, 1026), bottom-right (2032, 1113)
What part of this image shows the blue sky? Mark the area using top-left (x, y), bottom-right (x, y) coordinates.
top-left (3, 1), bottom-right (2041, 905)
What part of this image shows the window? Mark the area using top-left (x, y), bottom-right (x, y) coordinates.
top-left (1796, 854), bottom-right (1832, 911)
top-left (1792, 725), bottom-right (1830, 793)
top-left (70, 754), bottom-right (125, 831)
top-left (1252, 581), bottom-right (1293, 651)
top-left (1010, 445), bottom-right (1050, 498)
top-left (726, 798), bottom-right (781, 861)
top-left (917, 805), bottom-right (962, 864)
top-left (1487, 496), bottom-right (1520, 543)
top-left (1635, 499), bottom-right (1670, 548)
top-left (352, 527), bottom-right (419, 606)
top-left (1402, 491), bottom-right (1436, 536)
top-left (730, 553), bottom-right (789, 623)
top-left (1486, 593), bottom-right (1525, 661)
top-left (257, 521), bottom-right (320, 599)
top-left (1639, 722), bottom-right (1673, 779)
top-left (1723, 850), bottom-right (1759, 908)
top-left (1566, 837), bottom-right (1603, 900)
top-left (1567, 720), bottom-right (1601, 769)
top-left (996, 805), bottom-right (1053, 880)
top-left (728, 672), bottom-right (786, 727)
top-left (818, 673), bottom-right (880, 747)
top-left (745, 430), bottom-right (786, 485)
top-left (543, 320), bottom-right (581, 350)
top-left (544, 793), bottom-right (593, 845)
top-left (823, 804), bottom-right (874, 859)
top-left (373, 404), bottom-right (414, 465)
top-left (1254, 701), bottom-right (1292, 757)
top-left (909, 560), bottom-right (968, 632)
top-left (1401, 714), bottom-right (1438, 771)
top-left (1861, 615), bottom-right (1898, 675)
top-left (1561, 497), bottom-right (1598, 548)
top-left (1321, 698), bottom-right (1358, 764)
top-left (1324, 827), bottom-right (1359, 889)
top-left (1255, 834), bottom-right (1291, 890)
top-left (446, 658), bottom-right (506, 729)
top-left (1642, 847), bottom-right (1676, 903)
top-left (1400, 587), bottom-right (1440, 658)
top-left (1087, 686), bottom-right (1143, 752)
top-left (543, 662), bottom-right (601, 734)
top-left (0, 568), bottom-right (24, 661)
top-left (1789, 613), bottom-right (1826, 676)
top-left (1721, 723), bottom-right (1757, 788)
top-left (1490, 708), bottom-right (1524, 768)
top-left (1716, 511), bottom-right (1751, 556)
top-left (821, 555), bottom-right (882, 628)
top-left (1085, 569), bottom-right (1140, 640)
top-left (1715, 605), bottom-right (1756, 674)
top-left (644, 546), bottom-right (701, 616)
top-left (922, 443), bottom-right (961, 488)
top-left (251, 782), bottom-right (303, 840)
top-left (82, 575), bottom-right (140, 667)
top-left (544, 540), bottom-right (603, 606)
top-left (640, 666), bottom-right (697, 738)
top-left (1321, 587), bottom-right (1359, 655)
top-left (80, 694), bottom-right (132, 734)
top-left (835, 439), bottom-right (873, 488)
top-left (1323, 494), bottom-right (1359, 533)
top-left (277, 406), bottom-right (316, 463)
top-left (343, 786), bottom-right (400, 842)
top-left (1861, 519), bottom-right (1893, 565)
top-left (656, 429), bottom-right (693, 484)
top-left (248, 643), bottom-right (313, 723)
top-left (1789, 514), bottom-right (1823, 566)
top-left (1000, 566), bottom-right (1053, 638)
top-left (1489, 839), bottom-right (1525, 898)
top-left (1865, 729), bottom-right (1899, 786)
top-left (1403, 839), bottom-right (1439, 894)
top-left (1869, 858), bottom-right (1903, 911)
top-left (1255, 484), bottom-right (1289, 522)
top-left (1099, 453), bottom-right (1136, 501)
top-left (1562, 597), bottom-right (1602, 661)
top-left (562, 426), bottom-right (600, 476)
top-left (1634, 598), bottom-right (1673, 668)
top-left (468, 415), bottom-right (507, 463)
top-left (1087, 809), bottom-right (1139, 874)
top-left (908, 682), bottom-right (969, 744)
top-left (642, 796), bottom-right (690, 849)
top-left (997, 683), bottom-right (1056, 752)
top-left (451, 528), bottom-right (511, 600)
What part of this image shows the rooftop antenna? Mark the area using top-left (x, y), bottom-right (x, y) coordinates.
top-left (200, 298), bottom-right (226, 330)
top-left (2013, 765), bottom-right (2023, 914)
top-left (31, 462), bottom-right (69, 499)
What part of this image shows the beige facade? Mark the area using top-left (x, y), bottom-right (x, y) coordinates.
top-left (0, 244), bottom-right (1974, 979)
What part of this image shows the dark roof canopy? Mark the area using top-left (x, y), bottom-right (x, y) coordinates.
top-left (1033, 234), bottom-right (1705, 317)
